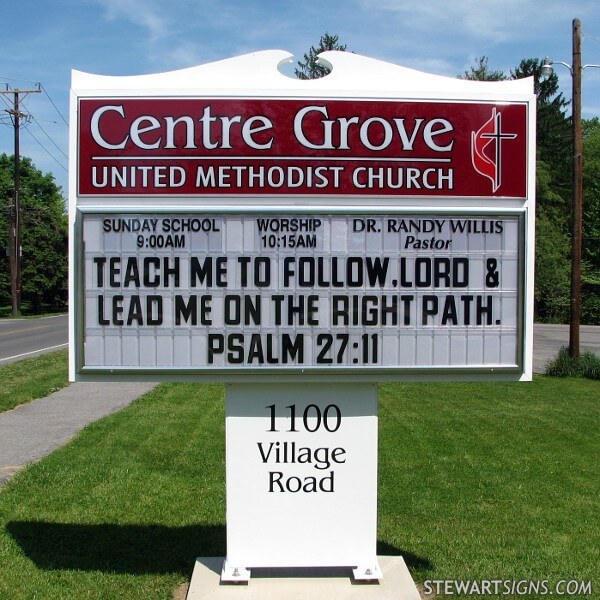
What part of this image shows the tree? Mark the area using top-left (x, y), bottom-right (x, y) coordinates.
top-left (534, 160), bottom-right (571, 321)
top-left (511, 58), bottom-right (572, 200)
top-left (581, 117), bottom-right (600, 323)
top-left (0, 154), bottom-right (67, 313)
top-left (459, 56), bottom-right (506, 81)
top-left (509, 58), bottom-right (573, 322)
top-left (582, 118), bottom-right (600, 269)
top-left (462, 56), bottom-right (575, 322)
top-left (295, 32), bottom-right (347, 80)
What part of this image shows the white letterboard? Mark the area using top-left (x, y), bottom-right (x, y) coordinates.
top-left (81, 212), bottom-right (522, 374)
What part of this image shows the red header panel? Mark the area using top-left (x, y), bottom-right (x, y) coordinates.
top-left (78, 98), bottom-right (528, 197)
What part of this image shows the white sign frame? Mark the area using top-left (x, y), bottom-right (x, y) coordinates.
top-left (74, 207), bottom-right (526, 380)
top-left (69, 50), bottom-right (536, 383)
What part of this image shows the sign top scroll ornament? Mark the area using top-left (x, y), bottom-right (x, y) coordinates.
top-left (72, 49), bottom-right (533, 98)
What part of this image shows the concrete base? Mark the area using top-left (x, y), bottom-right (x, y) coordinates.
top-left (186, 556), bottom-right (421, 599)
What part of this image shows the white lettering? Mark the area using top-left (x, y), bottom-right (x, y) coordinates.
top-left (360, 117), bottom-right (393, 151)
top-left (424, 119), bottom-right (454, 151)
top-left (130, 116), bottom-right (161, 150)
top-left (164, 116), bottom-right (196, 149)
top-left (294, 105), bottom-right (334, 150)
top-left (242, 116), bottom-right (274, 150)
top-left (393, 118), bottom-right (424, 150)
top-left (90, 105), bottom-right (128, 150)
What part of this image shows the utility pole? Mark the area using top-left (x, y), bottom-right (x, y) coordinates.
top-left (570, 18), bottom-right (583, 358)
top-left (2, 85), bottom-right (40, 316)
top-left (542, 19), bottom-right (600, 357)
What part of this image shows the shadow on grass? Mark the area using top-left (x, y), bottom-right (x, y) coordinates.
top-left (377, 540), bottom-right (434, 571)
top-left (7, 521), bottom-right (433, 575)
top-left (7, 521), bottom-right (225, 575)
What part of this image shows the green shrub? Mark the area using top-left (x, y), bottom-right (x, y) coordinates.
top-left (546, 346), bottom-right (600, 379)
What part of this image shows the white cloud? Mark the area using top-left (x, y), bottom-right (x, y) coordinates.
top-left (94, 0), bottom-right (168, 40)
top-left (355, 0), bottom-right (599, 44)
top-left (89, 0), bottom-right (301, 72)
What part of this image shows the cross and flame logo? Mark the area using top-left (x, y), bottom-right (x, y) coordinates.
top-left (471, 108), bottom-right (517, 193)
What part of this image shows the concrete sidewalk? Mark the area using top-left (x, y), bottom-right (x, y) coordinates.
top-left (0, 382), bottom-right (156, 487)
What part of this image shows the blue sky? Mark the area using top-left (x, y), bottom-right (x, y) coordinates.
top-left (1, 0), bottom-right (600, 194)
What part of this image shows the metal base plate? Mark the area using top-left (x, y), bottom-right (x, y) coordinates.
top-left (353, 560), bottom-right (383, 581)
top-left (220, 559), bottom-right (251, 583)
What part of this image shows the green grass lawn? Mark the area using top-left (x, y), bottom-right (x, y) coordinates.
top-left (0, 378), bottom-right (598, 599)
top-left (378, 380), bottom-right (599, 595)
top-left (0, 350), bottom-right (69, 413)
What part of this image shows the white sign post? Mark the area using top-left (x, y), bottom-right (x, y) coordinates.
top-left (70, 50), bottom-right (535, 587)
top-left (224, 383), bottom-right (379, 581)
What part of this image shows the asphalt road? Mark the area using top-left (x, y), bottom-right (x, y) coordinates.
top-left (532, 323), bottom-right (600, 374)
top-left (0, 314), bottom-right (68, 365)
top-left (0, 314), bottom-right (599, 373)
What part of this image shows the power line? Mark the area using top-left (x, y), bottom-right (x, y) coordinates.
top-left (23, 123), bottom-right (68, 172)
top-left (40, 84), bottom-right (68, 127)
top-left (583, 30), bottom-right (600, 45)
top-left (0, 78), bottom-right (68, 125)
top-left (0, 93), bottom-right (13, 112)
top-left (0, 75), bottom-right (42, 85)
top-left (35, 117), bottom-right (66, 125)
top-left (0, 80), bottom-right (69, 173)
top-left (30, 114), bottom-right (68, 160)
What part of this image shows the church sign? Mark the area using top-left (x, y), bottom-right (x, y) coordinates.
top-left (69, 51), bottom-right (535, 582)
top-left (71, 55), bottom-right (533, 380)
